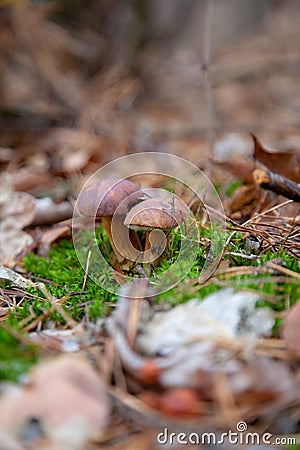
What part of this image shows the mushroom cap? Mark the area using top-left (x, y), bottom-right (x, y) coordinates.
top-left (77, 179), bottom-right (141, 217)
top-left (124, 197), bottom-right (189, 230)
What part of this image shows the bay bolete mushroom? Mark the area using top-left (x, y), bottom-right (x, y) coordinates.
top-left (77, 179), bottom-right (143, 263)
top-left (124, 196), bottom-right (189, 263)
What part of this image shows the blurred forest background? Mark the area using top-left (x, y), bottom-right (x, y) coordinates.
top-left (1, 0), bottom-right (299, 191)
top-left (1, 2), bottom-right (300, 449)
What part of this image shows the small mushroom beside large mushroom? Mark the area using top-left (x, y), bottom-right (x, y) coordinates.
top-left (124, 196), bottom-right (190, 264)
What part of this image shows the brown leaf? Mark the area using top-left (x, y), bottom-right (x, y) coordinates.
top-left (159, 388), bottom-right (202, 418)
top-left (215, 159), bottom-right (255, 184)
top-left (38, 225), bottom-right (71, 257)
top-left (252, 134), bottom-right (300, 182)
top-left (11, 170), bottom-right (53, 192)
top-left (142, 388), bottom-right (202, 418)
top-left (0, 174), bottom-right (36, 266)
top-left (224, 184), bottom-right (262, 221)
top-left (0, 355), bottom-right (111, 448)
top-left (282, 300), bottom-right (300, 355)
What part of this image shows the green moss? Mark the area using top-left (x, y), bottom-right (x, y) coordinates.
top-left (1, 222), bottom-right (299, 382)
top-left (0, 327), bottom-right (38, 381)
top-left (11, 225), bottom-right (300, 322)
top-left (21, 237), bottom-right (117, 326)
top-left (156, 229), bottom-right (299, 308)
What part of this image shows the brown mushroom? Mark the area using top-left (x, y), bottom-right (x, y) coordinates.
top-left (124, 196), bottom-right (189, 263)
top-left (77, 179), bottom-right (143, 263)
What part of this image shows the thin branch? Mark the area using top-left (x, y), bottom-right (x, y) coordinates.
top-left (253, 168), bottom-right (300, 202)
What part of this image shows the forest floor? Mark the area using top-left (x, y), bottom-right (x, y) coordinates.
top-left (0, 1), bottom-right (300, 449)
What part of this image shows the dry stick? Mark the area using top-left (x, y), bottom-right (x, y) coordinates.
top-left (267, 262), bottom-right (300, 280)
top-left (253, 168), bottom-right (300, 202)
top-left (202, 0), bottom-right (215, 178)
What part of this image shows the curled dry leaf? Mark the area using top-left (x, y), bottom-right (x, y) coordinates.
top-left (224, 184), bottom-right (262, 220)
top-left (0, 355), bottom-right (111, 450)
top-left (214, 134), bottom-right (300, 203)
top-left (0, 266), bottom-right (33, 289)
top-left (252, 134), bottom-right (300, 183)
top-left (224, 183), bottom-right (277, 221)
top-left (215, 159), bottom-right (256, 184)
top-left (0, 173), bottom-right (36, 266)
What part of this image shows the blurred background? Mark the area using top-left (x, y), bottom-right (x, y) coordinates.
top-left (0, 4), bottom-right (300, 445)
top-left (0, 0), bottom-right (299, 196)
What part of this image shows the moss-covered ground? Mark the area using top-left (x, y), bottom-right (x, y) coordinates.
top-left (1, 223), bottom-right (299, 381)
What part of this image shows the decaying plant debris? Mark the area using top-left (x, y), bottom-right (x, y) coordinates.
top-left (1, 1), bottom-right (300, 449)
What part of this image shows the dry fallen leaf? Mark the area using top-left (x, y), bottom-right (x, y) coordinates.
top-left (282, 300), bottom-right (300, 355)
top-left (0, 355), bottom-right (111, 450)
top-left (224, 184), bottom-right (262, 221)
top-left (37, 224), bottom-right (71, 257)
top-left (108, 286), bottom-right (296, 426)
top-left (49, 128), bottom-right (100, 173)
top-left (0, 173), bottom-right (36, 266)
top-left (215, 159), bottom-right (256, 184)
top-left (252, 134), bottom-right (300, 182)
top-left (142, 387), bottom-right (202, 418)
top-left (0, 266), bottom-right (33, 289)
top-left (11, 169), bottom-right (53, 192)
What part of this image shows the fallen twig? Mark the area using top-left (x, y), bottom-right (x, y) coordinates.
top-left (253, 168), bottom-right (300, 202)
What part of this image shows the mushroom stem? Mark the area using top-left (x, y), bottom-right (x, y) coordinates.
top-left (129, 229), bottom-right (143, 253)
top-left (102, 216), bottom-right (125, 263)
top-left (165, 234), bottom-right (170, 252)
top-left (124, 196), bottom-right (189, 264)
top-left (144, 231), bottom-right (151, 252)
top-left (144, 229), bottom-right (168, 264)
top-left (103, 216), bottom-right (142, 264)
